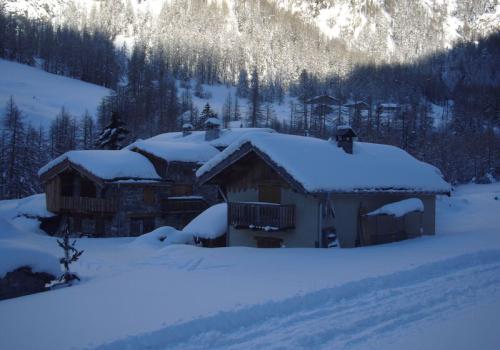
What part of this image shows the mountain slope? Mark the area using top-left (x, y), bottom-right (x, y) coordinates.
top-left (0, 59), bottom-right (111, 127)
top-left (273, 0), bottom-right (500, 61)
top-left (4, 0), bottom-right (498, 65)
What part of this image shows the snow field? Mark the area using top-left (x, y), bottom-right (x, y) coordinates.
top-left (0, 183), bottom-right (498, 349)
top-left (0, 59), bottom-right (111, 128)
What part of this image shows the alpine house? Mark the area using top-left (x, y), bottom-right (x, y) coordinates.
top-left (196, 127), bottom-right (451, 248)
top-left (38, 121), bottom-right (274, 237)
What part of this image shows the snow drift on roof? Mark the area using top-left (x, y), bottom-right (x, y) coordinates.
top-left (146, 128), bottom-right (274, 148)
top-left (367, 198), bottom-right (424, 217)
top-left (196, 133), bottom-right (451, 194)
top-left (38, 150), bottom-right (161, 180)
top-left (183, 203), bottom-right (227, 239)
top-left (204, 117), bottom-right (221, 126)
top-left (130, 140), bottom-right (220, 164)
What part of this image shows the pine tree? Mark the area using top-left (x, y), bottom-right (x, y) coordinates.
top-left (248, 67), bottom-right (263, 127)
top-left (233, 96), bottom-right (241, 125)
top-left (236, 69), bottom-right (249, 98)
top-left (1, 97), bottom-right (25, 198)
top-left (194, 79), bottom-right (205, 98)
top-left (199, 103), bottom-right (216, 126)
top-left (96, 111), bottom-right (129, 150)
top-left (222, 93), bottom-right (232, 128)
top-left (264, 102), bottom-right (276, 128)
top-left (49, 107), bottom-right (78, 158)
top-left (81, 111), bottom-right (96, 150)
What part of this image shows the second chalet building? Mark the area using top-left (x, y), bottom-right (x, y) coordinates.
top-left (196, 128), bottom-right (451, 248)
top-left (38, 125), bottom-right (274, 237)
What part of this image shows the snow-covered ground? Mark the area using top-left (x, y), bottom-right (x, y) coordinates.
top-left (0, 183), bottom-right (499, 350)
top-left (0, 59), bottom-right (111, 128)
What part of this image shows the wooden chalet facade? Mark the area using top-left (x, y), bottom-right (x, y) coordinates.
top-left (39, 148), bottom-right (216, 237)
top-left (197, 129), bottom-right (451, 248)
top-left (39, 125), bottom-right (275, 238)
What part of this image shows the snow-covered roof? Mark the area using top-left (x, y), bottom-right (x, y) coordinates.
top-left (379, 103), bottom-right (400, 108)
top-left (204, 117), bottom-right (222, 126)
top-left (129, 140), bottom-right (220, 164)
top-left (367, 198), bottom-right (424, 217)
top-left (38, 150), bottom-right (161, 181)
top-left (183, 203), bottom-right (227, 239)
top-left (146, 128), bottom-right (275, 149)
top-left (197, 133), bottom-right (451, 194)
top-left (182, 123), bottom-right (194, 129)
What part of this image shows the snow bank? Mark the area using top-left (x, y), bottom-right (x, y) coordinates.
top-left (14, 194), bottom-right (54, 218)
top-left (129, 140), bottom-right (219, 164)
top-left (0, 240), bottom-right (61, 278)
top-left (38, 150), bottom-right (161, 180)
top-left (367, 198), bottom-right (424, 217)
top-left (197, 133), bottom-right (451, 194)
top-left (133, 226), bottom-right (194, 247)
top-left (183, 203), bottom-right (227, 239)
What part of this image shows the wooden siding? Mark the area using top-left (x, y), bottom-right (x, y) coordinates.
top-left (52, 196), bottom-right (118, 213)
top-left (228, 202), bottom-right (295, 231)
top-left (161, 197), bottom-right (208, 214)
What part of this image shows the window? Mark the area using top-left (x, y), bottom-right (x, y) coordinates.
top-left (258, 185), bottom-right (281, 204)
top-left (143, 187), bottom-right (155, 205)
top-left (170, 184), bottom-right (193, 197)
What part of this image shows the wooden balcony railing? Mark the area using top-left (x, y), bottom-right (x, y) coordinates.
top-left (228, 202), bottom-right (295, 231)
top-left (53, 196), bottom-right (118, 213)
top-left (161, 197), bottom-right (208, 214)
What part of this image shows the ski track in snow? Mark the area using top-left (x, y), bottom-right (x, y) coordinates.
top-left (96, 250), bottom-right (500, 350)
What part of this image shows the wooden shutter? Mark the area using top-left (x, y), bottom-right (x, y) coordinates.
top-left (143, 187), bottom-right (155, 205)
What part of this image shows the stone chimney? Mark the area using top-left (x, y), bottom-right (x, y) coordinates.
top-left (335, 126), bottom-right (357, 154)
top-left (204, 118), bottom-right (221, 141)
top-left (182, 123), bottom-right (193, 137)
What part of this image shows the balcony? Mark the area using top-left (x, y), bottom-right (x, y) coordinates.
top-left (161, 196), bottom-right (208, 214)
top-left (228, 202), bottom-right (295, 231)
top-left (54, 196), bottom-right (118, 213)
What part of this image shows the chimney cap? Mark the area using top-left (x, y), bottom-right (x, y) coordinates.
top-left (335, 125), bottom-right (357, 138)
top-left (204, 117), bottom-right (221, 128)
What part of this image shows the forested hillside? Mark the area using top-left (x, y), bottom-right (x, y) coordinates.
top-left (0, 0), bottom-right (499, 199)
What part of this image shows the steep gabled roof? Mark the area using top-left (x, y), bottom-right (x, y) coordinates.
top-left (38, 150), bottom-right (161, 182)
top-left (128, 140), bottom-right (220, 164)
top-left (306, 95), bottom-right (339, 105)
top-left (145, 127), bottom-right (274, 149)
top-left (197, 133), bottom-right (451, 195)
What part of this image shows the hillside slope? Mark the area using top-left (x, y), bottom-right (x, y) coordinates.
top-left (4, 0), bottom-right (498, 66)
top-left (0, 59), bottom-right (111, 127)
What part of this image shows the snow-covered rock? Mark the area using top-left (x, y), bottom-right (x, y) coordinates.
top-left (0, 240), bottom-right (61, 279)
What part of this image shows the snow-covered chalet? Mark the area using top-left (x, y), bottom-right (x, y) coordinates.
top-left (196, 127), bottom-right (451, 248)
top-left (38, 123), bottom-right (273, 237)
